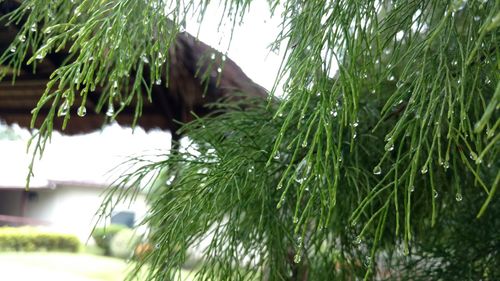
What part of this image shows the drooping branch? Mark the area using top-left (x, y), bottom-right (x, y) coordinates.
top-left (0, 0), bottom-right (267, 140)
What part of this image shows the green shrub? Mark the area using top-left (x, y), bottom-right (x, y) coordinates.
top-left (109, 228), bottom-right (141, 259)
top-left (91, 224), bottom-right (127, 255)
top-left (0, 227), bottom-right (79, 252)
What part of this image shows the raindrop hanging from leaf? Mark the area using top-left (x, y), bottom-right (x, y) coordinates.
top-left (57, 100), bottom-right (70, 117)
top-left (295, 159), bottom-right (310, 184)
top-left (106, 103), bottom-right (115, 117)
top-left (77, 105), bottom-right (87, 117)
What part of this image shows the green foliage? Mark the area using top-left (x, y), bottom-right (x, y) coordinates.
top-left (1, 0), bottom-right (499, 280)
top-left (92, 224), bottom-right (128, 255)
top-left (384, 190), bottom-right (500, 281)
top-left (0, 227), bottom-right (80, 252)
top-left (109, 228), bottom-right (142, 259)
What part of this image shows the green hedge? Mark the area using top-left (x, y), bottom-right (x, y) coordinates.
top-left (91, 224), bottom-right (127, 255)
top-left (0, 227), bottom-right (80, 252)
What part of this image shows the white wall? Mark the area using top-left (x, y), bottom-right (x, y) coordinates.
top-left (24, 185), bottom-right (148, 242)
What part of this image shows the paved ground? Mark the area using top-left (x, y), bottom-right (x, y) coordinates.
top-left (0, 252), bottom-right (133, 281)
top-left (0, 252), bottom-right (195, 281)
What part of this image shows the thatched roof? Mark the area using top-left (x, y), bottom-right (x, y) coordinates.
top-left (0, 0), bottom-right (267, 138)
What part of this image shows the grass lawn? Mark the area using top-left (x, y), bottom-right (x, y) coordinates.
top-left (0, 252), bottom-right (195, 281)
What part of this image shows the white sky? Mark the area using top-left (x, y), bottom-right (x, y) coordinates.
top-left (0, 1), bottom-right (284, 187)
top-left (185, 0), bottom-right (285, 93)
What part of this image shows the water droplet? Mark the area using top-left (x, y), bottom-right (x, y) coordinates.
top-left (276, 183), bottom-right (283, 190)
top-left (301, 140), bottom-right (307, 148)
top-left (371, 89), bottom-right (376, 94)
top-left (141, 54), bottom-right (149, 63)
top-left (396, 80), bottom-right (403, 88)
top-left (443, 161), bottom-right (450, 170)
top-left (222, 54), bottom-right (227, 61)
top-left (354, 236), bottom-right (362, 244)
top-left (486, 128), bottom-right (494, 138)
top-left (385, 142), bottom-right (394, 152)
top-left (387, 75), bottom-right (395, 81)
top-left (295, 159), bottom-right (309, 184)
top-left (373, 165), bottom-right (382, 175)
top-left (77, 105), bottom-right (86, 117)
top-left (364, 256), bottom-right (372, 267)
top-left (420, 165), bottom-right (428, 174)
top-left (330, 109), bottom-right (338, 117)
top-left (248, 166), bottom-right (254, 173)
top-left (10, 46), bottom-right (16, 52)
top-left (410, 185), bottom-right (415, 192)
top-left (351, 120), bottom-right (359, 127)
top-left (474, 15), bottom-right (481, 21)
top-left (384, 48), bottom-right (391, 55)
top-left (469, 151), bottom-right (478, 162)
top-left (451, 60), bottom-right (458, 66)
top-left (210, 53), bottom-right (216, 60)
top-left (450, 0), bottom-right (467, 12)
top-left (74, 9), bottom-right (81, 17)
top-left (403, 247), bottom-right (409, 256)
top-left (112, 80), bottom-right (118, 88)
top-left (433, 190), bottom-right (438, 198)
top-left (155, 79), bottom-right (161, 85)
top-left (273, 152), bottom-right (281, 160)
top-left (18, 35), bottom-right (26, 42)
top-left (455, 192), bottom-right (463, 202)
top-left (106, 104), bottom-right (114, 117)
top-left (155, 243), bottom-right (160, 249)
top-left (57, 100), bottom-right (69, 117)
top-left (485, 77), bottom-right (491, 85)
top-left (293, 216), bottom-right (298, 224)
top-left (217, 67), bottom-right (222, 73)
top-left (293, 253), bottom-right (301, 263)
top-left (30, 23), bottom-right (37, 32)
top-left (36, 53), bottom-right (44, 60)
top-left (276, 198), bottom-right (285, 209)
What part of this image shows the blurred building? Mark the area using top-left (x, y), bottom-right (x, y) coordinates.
top-left (0, 123), bottom-right (169, 242)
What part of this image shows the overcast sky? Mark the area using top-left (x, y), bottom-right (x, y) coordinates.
top-left (185, 0), bottom-right (285, 93)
